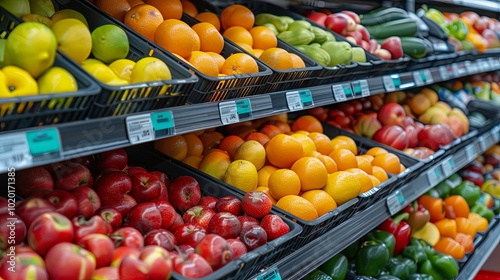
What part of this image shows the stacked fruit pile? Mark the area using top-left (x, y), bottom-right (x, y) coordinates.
top-left (2, 148), bottom-right (292, 279)
top-left (155, 114), bottom-right (408, 222)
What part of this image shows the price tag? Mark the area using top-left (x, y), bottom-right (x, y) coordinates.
top-left (492, 125), bottom-right (500, 142)
top-left (465, 61), bottom-right (474, 75)
top-left (257, 268), bottom-right (281, 280)
top-left (286, 90), bottom-right (313, 111)
top-left (478, 135), bottom-right (488, 152)
top-left (465, 143), bottom-right (478, 162)
top-left (126, 114), bottom-right (154, 144)
top-left (383, 74), bottom-right (400, 92)
top-left (352, 80), bottom-right (370, 97)
top-left (455, 63), bottom-right (467, 76)
top-left (151, 110), bottom-right (175, 138)
top-left (479, 59), bottom-right (490, 72)
top-left (0, 132), bottom-right (32, 171)
top-left (413, 71), bottom-right (426, 87)
top-left (441, 156), bottom-right (456, 177)
top-left (219, 99), bottom-right (253, 125)
top-left (427, 165), bottom-right (443, 186)
top-left (26, 128), bottom-right (61, 163)
top-left (488, 57), bottom-right (497, 70)
top-left (439, 66), bottom-right (449, 80)
top-left (386, 190), bottom-right (405, 216)
top-left (447, 65), bottom-right (456, 78)
top-left (332, 83), bottom-right (353, 102)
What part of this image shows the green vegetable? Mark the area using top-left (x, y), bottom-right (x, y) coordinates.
top-left (303, 269), bottom-right (333, 280)
top-left (400, 37), bottom-right (431, 59)
top-left (447, 19), bottom-right (469, 40)
top-left (451, 181), bottom-right (481, 208)
top-left (385, 257), bottom-right (411, 279)
top-left (311, 26), bottom-right (328, 44)
top-left (355, 240), bottom-right (390, 277)
top-left (425, 188), bottom-right (441, 198)
top-left (400, 258), bottom-right (418, 275)
top-left (364, 230), bottom-right (396, 258)
top-left (255, 13), bottom-right (288, 31)
top-left (294, 45), bottom-right (330, 66)
top-left (434, 181), bottom-right (452, 199)
top-left (319, 254), bottom-right (348, 280)
top-left (406, 274), bottom-right (433, 280)
top-left (365, 18), bottom-right (418, 39)
top-left (378, 276), bottom-right (400, 280)
top-left (424, 6), bottom-right (448, 30)
top-left (287, 20), bottom-right (312, 31)
top-left (402, 245), bottom-right (427, 265)
top-left (360, 7), bottom-right (409, 26)
top-left (419, 254), bottom-right (459, 280)
top-left (410, 238), bottom-right (436, 259)
top-left (278, 29), bottom-right (315, 46)
top-left (471, 201), bottom-right (495, 222)
top-left (341, 240), bottom-right (359, 260)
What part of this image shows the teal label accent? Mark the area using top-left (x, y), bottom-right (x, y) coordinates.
top-left (352, 81), bottom-right (362, 95)
top-left (391, 75), bottom-right (401, 87)
top-left (236, 99), bottom-right (252, 119)
top-left (151, 111), bottom-right (175, 138)
top-left (342, 84), bottom-right (353, 98)
top-left (26, 128), bottom-right (61, 156)
top-left (257, 268), bottom-right (282, 280)
top-left (299, 90), bottom-right (313, 107)
top-left (420, 72), bottom-right (427, 82)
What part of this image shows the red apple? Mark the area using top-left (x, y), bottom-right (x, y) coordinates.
top-left (169, 212), bottom-right (184, 233)
top-left (16, 198), bottom-right (55, 229)
top-left (198, 196), bottom-right (218, 210)
top-left (338, 103), bottom-right (356, 115)
top-left (345, 31), bottom-right (362, 45)
top-left (119, 255), bottom-right (149, 280)
top-left (484, 153), bottom-right (500, 167)
top-left (241, 191), bottom-right (272, 219)
top-left (405, 125), bottom-right (419, 148)
top-left (260, 214), bottom-right (290, 241)
top-left (126, 166), bottom-right (147, 176)
top-left (72, 215), bottom-right (113, 242)
top-left (460, 170), bottom-right (484, 187)
top-left (106, 194), bottom-right (137, 217)
top-left (215, 196), bottom-right (242, 216)
top-left (466, 161), bottom-right (486, 174)
top-left (173, 252), bottom-right (213, 278)
top-left (208, 212), bottom-right (241, 239)
top-left (369, 39), bottom-right (379, 53)
top-left (111, 246), bottom-right (140, 267)
top-left (418, 124), bottom-right (456, 151)
top-left (482, 29), bottom-right (500, 48)
top-left (53, 163), bottom-right (93, 191)
top-left (373, 125), bottom-right (409, 150)
top-left (64, 155), bottom-right (94, 169)
top-left (327, 109), bottom-right (346, 120)
top-left (139, 245), bottom-right (173, 280)
top-left (378, 103), bottom-right (407, 126)
top-left (381, 36), bottom-right (404, 60)
top-left (0, 214), bottom-right (26, 250)
top-left (240, 224), bottom-right (268, 251)
top-left (169, 176), bottom-right (201, 213)
top-left (124, 202), bottom-right (163, 235)
top-left (110, 227), bottom-right (144, 250)
top-left (45, 242), bottom-right (95, 280)
top-left (325, 13), bottom-right (348, 35)
top-left (337, 13), bottom-right (356, 32)
top-left (307, 12), bottom-right (327, 27)
top-left (196, 234), bottom-right (233, 270)
top-left (183, 206), bottom-right (216, 229)
top-left (27, 212), bottom-right (74, 257)
top-left (96, 207), bottom-right (123, 229)
top-left (356, 24), bottom-right (370, 42)
top-left (93, 171), bottom-right (132, 205)
top-left (227, 238), bottom-right (247, 259)
top-left (474, 17), bottom-right (489, 33)
top-left (144, 228), bottom-right (177, 251)
top-left (237, 216), bottom-right (260, 229)
top-left (152, 199), bottom-right (176, 230)
top-left (42, 190), bottom-right (78, 219)
top-left (374, 48), bottom-right (392, 60)
top-left (78, 233), bottom-right (115, 268)
top-left (91, 266), bottom-right (119, 279)
top-left (130, 172), bottom-right (164, 203)
top-left (71, 186), bottom-right (101, 218)
top-left (16, 166), bottom-right (54, 198)
top-left (461, 11), bottom-right (480, 25)
top-left (414, 147), bottom-right (435, 159)
top-left (361, 40), bottom-right (371, 51)
top-left (0, 251), bottom-right (48, 280)
top-left (174, 224), bottom-right (207, 248)
top-left (93, 148), bottom-right (128, 174)
top-left (341, 10), bottom-right (360, 24)
top-left (149, 170), bottom-right (169, 188)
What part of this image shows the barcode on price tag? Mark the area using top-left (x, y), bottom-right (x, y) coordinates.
top-left (413, 71), bottom-right (426, 86)
top-left (26, 128), bottom-right (61, 163)
top-left (332, 84), bottom-right (352, 101)
top-left (439, 66), bottom-right (448, 80)
top-left (386, 190), bottom-right (405, 216)
top-left (427, 165), bottom-right (443, 186)
top-left (352, 80), bottom-right (370, 97)
top-left (257, 268), bottom-right (281, 280)
top-left (441, 156), bottom-right (456, 177)
top-left (383, 75), bottom-right (400, 92)
top-left (0, 132), bottom-right (32, 172)
top-left (465, 143), bottom-right (478, 161)
top-left (219, 101), bottom-right (238, 124)
top-left (151, 110), bottom-right (175, 138)
top-left (126, 114), bottom-right (154, 144)
top-left (286, 90), bottom-right (313, 111)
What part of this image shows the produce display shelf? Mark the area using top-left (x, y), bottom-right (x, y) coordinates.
top-left (1, 57), bottom-right (499, 173)
top-left (251, 125), bottom-right (500, 280)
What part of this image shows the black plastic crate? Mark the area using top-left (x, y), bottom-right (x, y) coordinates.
top-left (355, 174), bottom-right (398, 212)
top-left (0, 6), bottom-right (100, 132)
top-left (126, 146), bottom-right (302, 280)
top-left (51, 0), bottom-right (199, 118)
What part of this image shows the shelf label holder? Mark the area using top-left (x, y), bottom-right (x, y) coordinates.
top-left (414, 70), bottom-right (433, 87)
top-left (478, 134), bottom-right (489, 152)
top-left (126, 114), bottom-right (154, 144)
top-left (386, 190), bottom-right (405, 216)
top-left (151, 110), bottom-right (175, 138)
top-left (465, 142), bottom-right (478, 162)
top-left (332, 83), bottom-right (353, 102)
top-left (427, 164), bottom-right (443, 186)
top-left (439, 66), bottom-right (449, 80)
top-left (441, 156), bottom-right (456, 178)
top-left (0, 132), bottom-right (32, 172)
top-left (352, 80), bottom-right (370, 97)
top-left (383, 74), bottom-right (401, 92)
top-left (257, 268), bottom-right (281, 280)
top-left (219, 99), bottom-right (253, 125)
top-left (286, 89), bottom-right (313, 111)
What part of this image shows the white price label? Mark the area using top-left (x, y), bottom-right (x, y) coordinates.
top-left (441, 156), bottom-right (456, 177)
top-left (332, 84), bottom-right (353, 101)
top-left (478, 135), bottom-right (489, 152)
top-left (286, 91), bottom-right (303, 111)
top-left (219, 101), bottom-right (239, 124)
top-left (126, 114), bottom-right (154, 144)
top-left (427, 165), bottom-right (443, 186)
top-left (0, 132), bottom-right (32, 171)
top-left (492, 125), bottom-right (500, 142)
top-left (488, 58), bottom-right (497, 70)
top-left (479, 59), bottom-right (490, 72)
top-left (439, 66), bottom-right (448, 80)
top-left (423, 69), bottom-right (433, 84)
top-left (386, 190), bottom-right (405, 216)
top-left (257, 268), bottom-right (281, 280)
top-left (465, 143), bottom-right (478, 162)
top-left (383, 75), bottom-right (400, 92)
top-left (455, 63), bottom-right (467, 76)
top-left (352, 80), bottom-right (370, 97)
top-left (413, 71), bottom-right (426, 87)
top-left (465, 61), bottom-right (474, 75)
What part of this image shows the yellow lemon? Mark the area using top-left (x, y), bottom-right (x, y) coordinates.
top-left (323, 171), bottom-right (361, 205)
top-left (233, 140), bottom-right (266, 170)
top-left (51, 9), bottom-right (88, 27)
top-left (223, 159), bottom-right (258, 192)
top-left (51, 18), bottom-right (92, 64)
top-left (91, 24), bottom-right (129, 64)
top-left (37, 66), bottom-right (77, 94)
top-left (81, 62), bottom-right (128, 86)
top-left (0, 66), bottom-right (38, 114)
top-left (130, 57), bottom-right (172, 83)
top-left (108, 59), bottom-right (135, 82)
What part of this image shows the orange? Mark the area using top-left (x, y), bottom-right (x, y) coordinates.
top-left (192, 22), bottom-right (224, 54)
top-left (183, 133), bottom-right (204, 157)
top-left (238, 43), bottom-right (254, 53)
top-left (259, 124), bottom-right (283, 139)
top-left (323, 171), bottom-right (361, 205)
top-left (257, 165), bottom-right (278, 188)
top-left (308, 132), bottom-right (334, 155)
top-left (252, 49), bottom-right (263, 58)
top-left (124, 4), bottom-right (163, 41)
top-left (291, 115), bottom-right (323, 133)
top-left (198, 149), bottom-right (231, 180)
top-left (369, 175), bottom-right (381, 187)
top-left (187, 51), bottom-right (219, 77)
top-left (227, 124), bottom-right (256, 139)
top-left (301, 190), bottom-right (337, 216)
top-left (195, 12), bottom-right (221, 31)
top-left (95, 0), bottom-right (131, 21)
top-left (222, 26), bottom-right (253, 47)
top-left (355, 156), bottom-right (373, 174)
top-left (154, 135), bottom-right (188, 161)
top-left (244, 132), bottom-right (270, 146)
top-left (127, 0), bottom-right (145, 7)
top-left (359, 154), bottom-right (374, 163)
top-left (182, 155), bottom-right (203, 168)
top-left (234, 140), bottom-right (266, 170)
top-left (218, 135), bottom-right (244, 159)
top-left (181, 0), bottom-right (198, 17)
top-left (372, 153), bottom-right (401, 174)
top-left (331, 135), bottom-right (358, 155)
top-left (276, 195), bottom-right (318, 221)
top-left (154, 19), bottom-right (200, 58)
top-left (220, 53), bottom-right (259, 75)
top-left (329, 148), bottom-right (358, 171)
top-left (268, 169), bottom-right (301, 200)
top-left (265, 134), bottom-right (303, 168)
top-left (290, 53), bottom-right (306, 68)
top-left (291, 157), bottom-right (328, 191)
top-left (313, 154), bottom-right (338, 174)
top-left (372, 166), bottom-right (389, 183)
top-left (256, 186), bottom-right (277, 205)
top-left (220, 4), bottom-right (254, 31)
top-left (400, 164), bottom-right (406, 173)
top-left (249, 26), bottom-right (277, 50)
top-left (206, 52), bottom-right (225, 72)
top-left (263, 120), bottom-right (291, 134)
top-left (365, 147), bottom-right (389, 157)
top-left (145, 0), bottom-right (182, 20)
top-left (258, 47), bottom-right (293, 70)
top-left (345, 168), bottom-right (373, 194)
top-left (291, 133), bottom-right (317, 156)
top-left (199, 131), bottom-right (224, 153)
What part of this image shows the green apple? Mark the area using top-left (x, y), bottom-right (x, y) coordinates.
top-left (321, 41), bottom-right (352, 67)
top-left (351, 47), bottom-right (366, 63)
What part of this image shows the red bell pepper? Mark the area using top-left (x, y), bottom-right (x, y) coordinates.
top-left (378, 212), bottom-right (411, 256)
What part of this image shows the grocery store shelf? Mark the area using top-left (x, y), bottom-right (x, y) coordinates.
top-left (252, 125), bottom-right (500, 280)
top-left (420, 0), bottom-right (500, 13)
top-left (2, 57), bottom-right (499, 173)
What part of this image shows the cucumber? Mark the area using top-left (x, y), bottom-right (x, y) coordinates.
top-left (255, 13), bottom-right (288, 32)
top-left (360, 7), bottom-right (409, 26)
top-left (294, 45), bottom-right (330, 66)
top-left (311, 26), bottom-right (328, 44)
top-left (365, 18), bottom-right (418, 39)
top-left (400, 37), bottom-right (432, 58)
top-left (287, 20), bottom-right (312, 31)
top-left (278, 29), bottom-right (315, 46)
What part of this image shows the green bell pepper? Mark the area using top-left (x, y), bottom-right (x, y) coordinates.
top-left (419, 254), bottom-right (459, 280)
top-left (378, 276), bottom-right (400, 280)
top-left (471, 202), bottom-right (495, 222)
top-left (364, 230), bottom-right (396, 258)
top-left (447, 19), bottom-right (469, 40)
top-left (451, 181), bottom-right (481, 208)
top-left (406, 274), bottom-right (433, 280)
top-left (425, 188), bottom-right (440, 199)
top-left (319, 254), bottom-right (348, 280)
top-left (355, 240), bottom-right (390, 277)
top-left (341, 240), bottom-right (358, 260)
top-left (401, 258), bottom-right (418, 275)
top-left (410, 238), bottom-right (436, 259)
top-left (434, 181), bottom-right (452, 199)
top-left (303, 269), bottom-right (333, 280)
top-left (385, 257), bottom-right (414, 279)
top-left (402, 245), bottom-right (427, 265)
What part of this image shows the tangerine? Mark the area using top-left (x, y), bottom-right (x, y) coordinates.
top-left (220, 4), bottom-right (254, 30)
top-left (220, 53), bottom-right (259, 75)
top-left (195, 12), bottom-right (221, 31)
top-left (291, 115), bottom-right (323, 133)
top-left (123, 4), bottom-right (163, 41)
top-left (265, 134), bottom-right (303, 168)
top-left (259, 47), bottom-right (293, 70)
top-left (145, 0), bottom-right (182, 19)
top-left (154, 19), bottom-right (200, 58)
top-left (192, 22), bottom-right (224, 54)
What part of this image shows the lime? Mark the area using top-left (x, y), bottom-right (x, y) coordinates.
top-left (91, 25), bottom-right (129, 64)
top-left (108, 59), bottom-right (135, 82)
top-left (130, 57), bottom-right (171, 83)
top-left (21, 14), bottom-right (53, 27)
top-left (0, 0), bottom-right (30, 17)
top-left (29, 0), bottom-right (55, 18)
top-left (4, 22), bottom-right (57, 78)
top-left (37, 67), bottom-right (78, 94)
top-left (52, 18), bottom-right (92, 64)
top-left (51, 9), bottom-right (88, 27)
